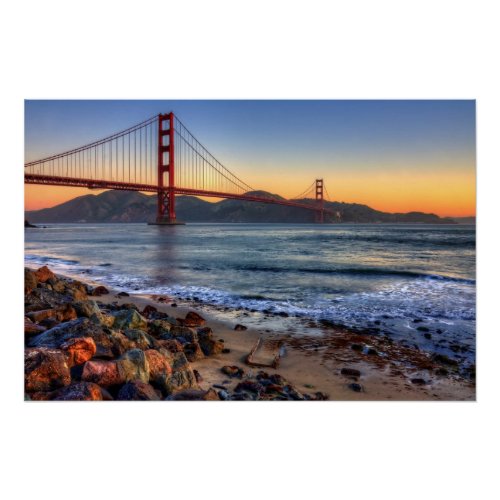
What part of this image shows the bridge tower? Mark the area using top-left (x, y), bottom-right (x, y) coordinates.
top-left (315, 178), bottom-right (324, 223)
top-left (154, 112), bottom-right (183, 224)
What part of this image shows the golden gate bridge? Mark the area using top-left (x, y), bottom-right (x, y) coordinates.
top-left (25, 113), bottom-right (336, 224)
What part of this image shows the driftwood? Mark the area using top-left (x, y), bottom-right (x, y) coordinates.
top-left (245, 337), bottom-right (282, 369)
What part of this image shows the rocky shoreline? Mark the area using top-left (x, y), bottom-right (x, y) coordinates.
top-left (25, 265), bottom-right (326, 401)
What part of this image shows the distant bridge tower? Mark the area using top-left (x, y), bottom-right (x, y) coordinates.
top-left (315, 178), bottom-right (324, 223)
top-left (155, 112), bottom-right (182, 224)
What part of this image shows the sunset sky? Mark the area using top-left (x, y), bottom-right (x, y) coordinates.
top-left (24, 100), bottom-right (476, 216)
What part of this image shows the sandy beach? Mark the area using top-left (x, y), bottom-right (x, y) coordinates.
top-left (26, 265), bottom-right (473, 401)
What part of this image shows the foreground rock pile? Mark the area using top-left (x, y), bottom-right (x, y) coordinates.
top-left (25, 266), bottom-right (322, 401)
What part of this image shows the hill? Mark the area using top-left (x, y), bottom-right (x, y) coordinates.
top-left (25, 190), bottom-right (455, 224)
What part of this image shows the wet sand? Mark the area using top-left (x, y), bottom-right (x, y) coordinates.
top-left (93, 285), bottom-right (475, 401)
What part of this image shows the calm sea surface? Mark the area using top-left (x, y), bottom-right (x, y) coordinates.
top-left (25, 223), bottom-right (476, 366)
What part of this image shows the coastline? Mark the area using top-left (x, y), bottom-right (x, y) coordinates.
top-left (25, 265), bottom-right (475, 401)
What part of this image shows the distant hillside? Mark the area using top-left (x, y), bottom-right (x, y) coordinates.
top-left (451, 216), bottom-right (476, 224)
top-left (26, 190), bottom-right (455, 224)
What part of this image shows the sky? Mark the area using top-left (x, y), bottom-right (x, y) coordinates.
top-left (24, 100), bottom-right (476, 216)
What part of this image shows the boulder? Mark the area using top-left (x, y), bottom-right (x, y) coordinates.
top-left (118, 349), bottom-right (150, 383)
top-left (47, 277), bottom-right (66, 293)
top-left (159, 369), bottom-right (199, 396)
top-left (117, 291), bottom-right (130, 297)
top-left (145, 349), bottom-right (173, 381)
top-left (168, 325), bottom-right (198, 343)
top-left (183, 341), bottom-right (205, 362)
top-left (25, 287), bottom-right (73, 312)
top-left (92, 285), bottom-right (110, 296)
top-left (171, 352), bottom-right (190, 371)
top-left (197, 327), bottom-right (214, 339)
top-left (82, 360), bottom-right (123, 386)
top-left (156, 339), bottom-right (184, 353)
top-left (60, 337), bottom-right (97, 367)
top-left (116, 381), bottom-right (160, 401)
top-left (25, 347), bottom-right (71, 392)
top-left (91, 313), bottom-right (116, 328)
top-left (167, 389), bottom-right (220, 401)
top-left (148, 319), bottom-right (172, 338)
top-left (141, 305), bottom-right (158, 318)
top-left (26, 308), bottom-right (57, 323)
top-left (156, 352), bottom-right (198, 395)
top-left (66, 280), bottom-right (87, 301)
top-left (53, 382), bottom-right (103, 401)
top-left (34, 265), bottom-right (55, 283)
top-left (24, 317), bottom-right (47, 336)
top-left (123, 329), bottom-right (156, 350)
top-left (73, 300), bottom-right (102, 318)
top-left (112, 309), bottom-right (148, 331)
top-left (234, 324), bottom-right (247, 331)
top-left (55, 303), bottom-right (78, 322)
top-left (28, 318), bottom-right (134, 359)
top-left (25, 268), bottom-right (38, 294)
top-left (198, 337), bottom-right (224, 356)
top-left (184, 311), bottom-right (206, 327)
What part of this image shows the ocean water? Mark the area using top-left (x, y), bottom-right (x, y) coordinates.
top-left (25, 223), bottom-right (476, 366)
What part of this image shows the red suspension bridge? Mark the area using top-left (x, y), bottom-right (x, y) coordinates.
top-left (25, 113), bottom-right (337, 224)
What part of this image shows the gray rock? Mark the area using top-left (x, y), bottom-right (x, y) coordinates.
top-left (112, 309), bottom-right (148, 331)
top-left (123, 329), bottom-right (156, 350)
top-left (119, 349), bottom-right (150, 383)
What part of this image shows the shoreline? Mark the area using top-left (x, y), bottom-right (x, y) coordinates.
top-left (25, 264), bottom-right (475, 401)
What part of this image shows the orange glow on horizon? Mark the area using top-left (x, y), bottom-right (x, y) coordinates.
top-left (25, 164), bottom-right (476, 218)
